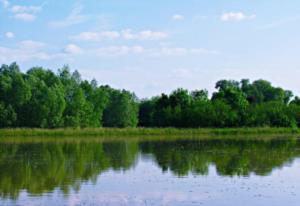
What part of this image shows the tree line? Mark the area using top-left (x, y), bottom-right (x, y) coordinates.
top-left (0, 62), bottom-right (300, 128)
top-left (0, 63), bottom-right (138, 128)
top-left (140, 79), bottom-right (300, 128)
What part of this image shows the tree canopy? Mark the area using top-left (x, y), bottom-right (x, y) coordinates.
top-left (139, 79), bottom-right (300, 128)
top-left (0, 63), bottom-right (138, 128)
top-left (1, 62), bottom-right (300, 128)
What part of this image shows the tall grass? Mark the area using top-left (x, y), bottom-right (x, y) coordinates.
top-left (0, 127), bottom-right (299, 138)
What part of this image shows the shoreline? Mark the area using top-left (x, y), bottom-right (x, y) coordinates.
top-left (0, 127), bottom-right (299, 138)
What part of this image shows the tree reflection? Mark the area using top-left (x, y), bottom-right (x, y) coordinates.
top-left (140, 139), bottom-right (300, 176)
top-left (0, 141), bottom-right (138, 199)
top-left (0, 138), bottom-right (300, 199)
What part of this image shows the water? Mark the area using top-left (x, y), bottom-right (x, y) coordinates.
top-left (1, 138), bottom-right (300, 206)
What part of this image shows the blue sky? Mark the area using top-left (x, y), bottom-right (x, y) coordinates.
top-left (1, 0), bottom-right (300, 97)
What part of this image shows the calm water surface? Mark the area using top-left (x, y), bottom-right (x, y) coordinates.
top-left (1, 138), bottom-right (300, 206)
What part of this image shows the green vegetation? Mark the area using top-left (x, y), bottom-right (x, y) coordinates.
top-left (0, 63), bottom-right (138, 128)
top-left (1, 62), bottom-right (300, 129)
top-left (0, 128), bottom-right (299, 138)
top-left (140, 79), bottom-right (300, 128)
top-left (1, 138), bottom-right (300, 199)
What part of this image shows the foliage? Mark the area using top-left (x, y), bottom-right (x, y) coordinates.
top-left (0, 63), bottom-right (138, 128)
top-left (103, 89), bottom-right (138, 127)
top-left (1, 62), bottom-right (300, 128)
top-left (139, 79), bottom-right (300, 128)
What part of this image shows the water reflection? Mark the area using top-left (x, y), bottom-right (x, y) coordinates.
top-left (0, 138), bottom-right (300, 199)
top-left (0, 141), bottom-right (138, 199)
top-left (140, 139), bottom-right (300, 176)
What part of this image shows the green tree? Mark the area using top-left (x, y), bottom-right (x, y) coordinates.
top-left (139, 98), bottom-right (157, 127)
top-left (0, 63), bottom-right (31, 127)
top-left (242, 79), bottom-right (293, 104)
top-left (103, 89), bottom-right (138, 127)
top-left (80, 80), bottom-right (109, 127)
top-left (20, 68), bottom-right (66, 128)
top-left (0, 103), bottom-right (16, 127)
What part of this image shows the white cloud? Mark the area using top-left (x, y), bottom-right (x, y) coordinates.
top-left (95, 46), bottom-right (144, 56)
top-left (0, 46), bottom-right (62, 63)
top-left (11, 5), bottom-right (41, 13)
top-left (64, 44), bottom-right (82, 54)
top-left (0, 41), bottom-right (64, 63)
top-left (121, 29), bottom-right (135, 40)
top-left (3, 2), bottom-right (42, 22)
top-left (172, 14), bottom-right (185, 21)
top-left (49, 4), bottom-right (88, 28)
top-left (221, 12), bottom-right (256, 22)
top-left (158, 47), bottom-right (187, 56)
top-left (151, 47), bottom-right (219, 56)
top-left (90, 46), bottom-right (218, 57)
top-left (1, 0), bottom-right (9, 8)
top-left (122, 29), bottom-right (168, 40)
top-left (71, 30), bottom-right (168, 41)
top-left (137, 30), bottom-right (168, 40)
top-left (19, 40), bottom-right (45, 50)
top-left (13, 13), bottom-right (36, 22)
top-left (5, 32), bottom-right (14, 38)
top-left (71, 31), bottom-right (120, 41)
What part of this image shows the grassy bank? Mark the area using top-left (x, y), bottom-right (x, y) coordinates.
top-left (0, 127), bottom-right (299, 138)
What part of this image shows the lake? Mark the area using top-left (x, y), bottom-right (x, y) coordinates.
top-left (0, 137), bottom-right (300, 206)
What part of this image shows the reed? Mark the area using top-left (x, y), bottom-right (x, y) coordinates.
top-left (0, 127), bottom-right (299, 138)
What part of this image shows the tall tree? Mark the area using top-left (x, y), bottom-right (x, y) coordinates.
top-left (103, 89), bottom-right (138, 127)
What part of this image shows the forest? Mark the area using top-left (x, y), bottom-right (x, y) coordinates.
top-left (1, 62), bottom-right (300, 128)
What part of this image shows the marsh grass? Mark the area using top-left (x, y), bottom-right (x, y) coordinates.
top-left (0, 127), bottom-right (299, 139)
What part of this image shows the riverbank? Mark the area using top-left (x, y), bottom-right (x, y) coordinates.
top-left (0, 127), bottom-right (299, 138)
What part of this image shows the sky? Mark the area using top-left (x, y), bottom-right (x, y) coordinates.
top-left (1, 0), bottom-right (300, 98)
